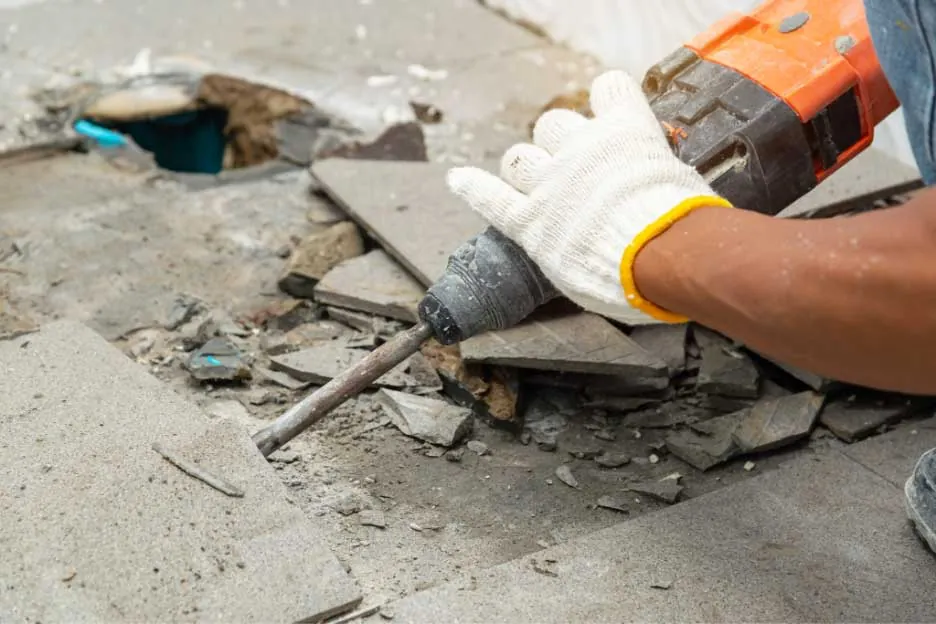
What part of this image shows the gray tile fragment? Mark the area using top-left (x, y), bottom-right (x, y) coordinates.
top-left (733, 392), bottom-right (825, 453)
top-left (377, 389), bottom-right (473, 447)
top-left (314, 250), bottom-right (424, 323)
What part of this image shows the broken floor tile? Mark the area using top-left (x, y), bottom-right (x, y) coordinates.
top-left (310, 159), bottom-right (491, 286)
top-left (461, 310), bottom-right (669, 377)
top-left (820, 395), bottom-right (930, 443)
top-left (269, 344), bottom-right (439, 391)
top-left (284, 320), bottom-right (355, 346)
top-left (402, 352), bottom-right (445, 394)
top-left (665, 412), bottom-right (744, 471)
top-left (629, 324), bottom-right (688, 376)
top-left (311, 158), bottom-right (655, 376)
top-left (628, 479), bottom-right (683, 504)
top-left (596, 494), bottom-right (630, 513)
top-left (377, 389), bottom-right (472, 447)
top-left (186, 337), bottom-right (251, 382)
top-left (278, 221), bottom-right (365, 298)
top-left (164, 294), bottom-right (203, 330)
top-left (326, 307), bottom-right (405, 342)
top-left (732, 391), bottom-right (825, 453)
top-left (314, 250), bottom-right (424, 323)
top-left (623, 402), bottom-right (700, 429)
top-left (694, 328), bottom-right (760, 398)
top-left (555, 464), bottom-right (579, 488)
top-left (326, 307), bottom-right (406, 342)
top-left (327, 307), bottom-right (378, 332)
top-left (255, 366), bottom-right (312, 391)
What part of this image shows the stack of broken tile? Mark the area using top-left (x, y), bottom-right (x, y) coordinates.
top-left (266, 156), bottom-right (933, 466)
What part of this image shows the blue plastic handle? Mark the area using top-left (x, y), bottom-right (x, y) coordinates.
top-left (73, 119), bottom-right (128, 149)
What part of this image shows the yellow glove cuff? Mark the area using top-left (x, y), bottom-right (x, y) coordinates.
top-left (619, 195), bottom-right (733, 323)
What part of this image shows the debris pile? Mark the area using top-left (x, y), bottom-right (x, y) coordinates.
top-left (277, 158), bottom-right (932, 478)
top-left (110, 129), bottom-right (930, 522)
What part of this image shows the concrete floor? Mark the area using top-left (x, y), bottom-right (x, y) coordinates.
top-left (1, 0), bottom-right (930, 618)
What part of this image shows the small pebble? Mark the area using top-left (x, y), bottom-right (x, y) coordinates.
top-left (744, 460), bottom-right (756, 472)
top-left (649, 453), bottom-right (660, 464)
top-left (466, 440), bottom-right (489, 456)
top-left (595, 452), bottom-right (630, 469)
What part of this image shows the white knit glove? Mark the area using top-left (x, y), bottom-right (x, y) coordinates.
top-left (447, 70), bottom-right (730, 325)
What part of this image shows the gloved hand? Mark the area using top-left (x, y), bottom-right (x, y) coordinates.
top-left (446, 70), bottom-right (731, 325)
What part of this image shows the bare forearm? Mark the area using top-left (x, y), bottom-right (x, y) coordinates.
top-left (634, 189), bottom-right (936, 394)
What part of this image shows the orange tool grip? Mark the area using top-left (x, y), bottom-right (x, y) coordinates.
top-left (687, 0), bottom-right (898, 177)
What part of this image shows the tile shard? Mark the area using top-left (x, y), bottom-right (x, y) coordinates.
top-left (694, 328), bottom-right (760, 398)
top-left (269, 343), bottom-right (441, 392)
top-left (628, 479), bottom-right (683, 504)
top-left (314, 249), bottom-right (424, 323)
top-left (665, 412), bottom-right (744, 471)
top-left (461, 310), bottom-right (669, 377)
top-left (377, 389), bottom-right (473, 447)
top-left (629, 323), bottom-right (688, 376)
top-left (820, 395), bottom-right (931, 442)
top-left (733, 391), bottom-right (825, 453)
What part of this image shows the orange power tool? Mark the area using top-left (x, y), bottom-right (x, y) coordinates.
top-left (644, 0), bottom-right (899, 215)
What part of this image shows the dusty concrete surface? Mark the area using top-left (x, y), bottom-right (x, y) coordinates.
top-left (0, 321), bottom-right (360, 622)
top-left (385, 419), bottom-right (936, 623)
top-left (0, 161), bottom-right (311, 340)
